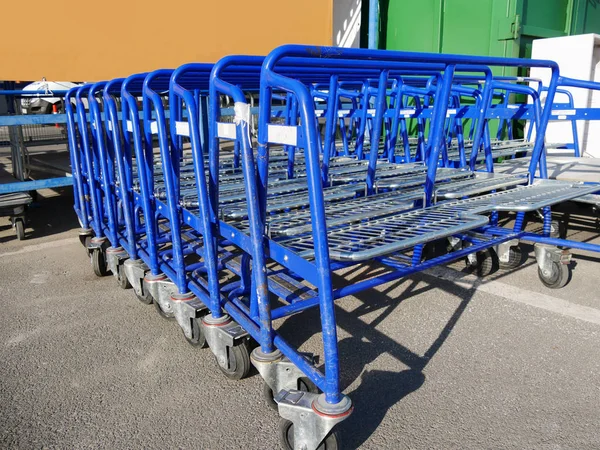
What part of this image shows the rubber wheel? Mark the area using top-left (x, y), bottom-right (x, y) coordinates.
top-left (135, 283), bottom-right (153, 305)
top-left (264, 377), bottom-right (319, 411)
top-left (82, 235), bottom-right (92, 256)
top-left (499, 246), bottom-right (524, 270)
top-left (217, 341), bottom-right (251, 380)
top-left (116, 265), bottom-right (131, 289)
top-left (153, 298), bottom-right (175, 320)
top-left (184, 317), bottom-right (208, 348)
top-left (14, 219), bottom-right (25, 241)
top-left (466, 249), bottom-right (499, 277)
top-left (91, 248), bottom-right (108, 277)
top-left (279, 419), bottom-right (341, 450)
top-left (538, 261), bottom-right (570, 289)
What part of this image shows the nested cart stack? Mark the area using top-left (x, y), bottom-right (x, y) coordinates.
top-left (66, 46), bottom-right (600, 449)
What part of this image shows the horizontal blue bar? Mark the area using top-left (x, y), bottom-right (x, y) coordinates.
top-left (0, 177), bottom-right (73, 194)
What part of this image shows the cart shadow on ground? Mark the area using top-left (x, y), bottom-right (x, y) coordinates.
top-left (271, 207), bottom-right (600, 448)
top-left (274, 262), bottom-right (486, 448)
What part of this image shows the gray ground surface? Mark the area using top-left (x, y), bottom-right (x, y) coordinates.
top-left (1, 187), bottom-right (600, 449)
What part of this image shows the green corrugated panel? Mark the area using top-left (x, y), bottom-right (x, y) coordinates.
top-left (382, 0), bottom-right (597, 60)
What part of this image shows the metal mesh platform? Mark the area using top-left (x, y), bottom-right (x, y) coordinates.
top-left (435, 172), bottom-right (528, 199)
top-left (280, 208), bottom-right (490, 262)
top-left (441, 179), bottom-right (600, 214)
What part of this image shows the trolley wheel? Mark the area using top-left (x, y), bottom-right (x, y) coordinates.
top-left (263, 377), bottom-right (319, 411)
top-left (135, 283), bottom-right (154, 305)
top-left (81, 235), bottom-right (92, 256)
top-left (116, 265), bottom-right (131, 289)
top-left (279, 419), bottom-right (341, 450)
top-left (153, 298), bottom-right (175, 320)
top-left (217, 341), bottom-right (251, 380)
top-left (499, 245), bottom-right (524, 270)
top-left (91, 248), bottom-right (108, 277)
top-left (184, 317), bottom-right (208, 348)
top-left (14, 219), bottom-right (25, 241)
top-left (466, 249), bottom-right (499, 277)
top-left (550, 220), bottom-right (566, 239)
top-left (538, 261), bottom-right (570, 289)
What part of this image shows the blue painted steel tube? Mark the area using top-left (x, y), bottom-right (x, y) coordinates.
top-left (104, 78), bottom-right (139, 259)
top-left (171, 64), bottom-right (222, 319)
top-left (64, 88), bottom-right (86, 227)
top-left (260, 70), bottom-right (342, 404)
top-left (76, 85), bottom-right (104, 238)
top-left (122, 74), bottom-right (162, 275)
top-left (368, 0), bottom-right (379, 49)
top-left (366, 70), bottom-right (389, 194)
top-left (89, 82), bottom-right (119, 247)
top-left (144, 70), bottom-right (188, 294)
top-left (210, 56), bottom-right (274, 351)
top-left (321, 75), bottom-right (339, 184)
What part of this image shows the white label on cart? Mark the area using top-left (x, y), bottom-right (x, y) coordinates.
top-left (399, 109), bottom-right (416, 117)
top-left (315, 111), bottom-right (325, 117)
top-left (337, 109), bottom-right (350, 117)
top-left (508, 105), bottom-right (520, 109)
top-left (126, 120), bottom-right (133, 132)
top-left (217, 122), bottom-right (236, 139)
top-left (149, 121), bottom-right (158, 134)
top-left (175, 121), bottom-right (190, 136)
top-left (367, 108), bottom-right (376, 115)
top-left (108, 121), bottom-right (113, 131)
top-left (552, 109), bottom-right (576, 116)
top-left (446, 109), bottom-right (457, 117)
top-left (268, 125), bottom-right (298, 146)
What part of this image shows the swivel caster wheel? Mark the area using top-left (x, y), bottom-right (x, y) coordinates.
top-left (465, 248), bottom-right (499, 277)
top-left (135, 283), bottom-right (153, 305)
top-left (538, 261), bottom-right (570, 289)
top-left (91, 248), bottom-right (108, 277)
top-left (217, 341), bottom-right (251, 380)
top-left (14, 219), bottom-right (25, 241)
top-left (499, 245), bottom-right (524, 270)
top-left (184, 317), bottom-right (208, 348)
top-left (279, 419), bottom-right (341, 450)
top-left (153, 299), bottom-right (175, 320)
top-left (116, 265), bottom-right (131, 289)
top-left (263, 377), bottom-right (318, 411)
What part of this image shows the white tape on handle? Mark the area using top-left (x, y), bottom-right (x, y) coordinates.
top-left (234, 102), bottom-right (251, 124)
top-left (126, 120), bottom-right (133, 132)
top-left (150, 121), bottom-right (158, 134)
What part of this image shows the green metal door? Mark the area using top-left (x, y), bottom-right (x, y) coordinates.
top-left (381, 0), bottom-right (597, 65)
top-left (382, 0), bottom-right (521, 75)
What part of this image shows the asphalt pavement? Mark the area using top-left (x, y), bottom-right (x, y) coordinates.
top-left (1, 187), bottom-right (599, 449)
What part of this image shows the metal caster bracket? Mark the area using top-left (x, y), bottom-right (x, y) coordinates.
top-left (123, 259), bottom-right (149, 297)
top-left (106, 247), bottom-right (128, 280)
top-left (170, 293), bottom-right (207, 340)
top-left (78, 228), bottom-right (94, 246)
top-left (251, 348), bottom-right (318, 396)
top-left (202, 314), bottom-right (248, 370)
top-left (534, 243), bottom-right (571, 275)
top-left (495, 238), bottom-right (520, 265)
top-left (144, 273), bottom-right (178, 314)
top-left (87, 236), bottom-right (108, 251)
top-left (276, 390), bottom-right (353, 450)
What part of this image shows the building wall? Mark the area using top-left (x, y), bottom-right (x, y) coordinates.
top-left (0, 0), bottom-right (332, 82)
top-left (333, 0), bottom-right (362, 48)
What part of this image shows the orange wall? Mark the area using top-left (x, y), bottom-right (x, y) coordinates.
top-left (1, 0), bottom-right (332, 81)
